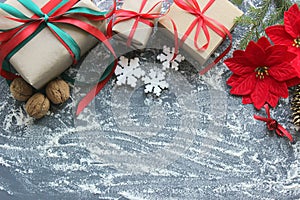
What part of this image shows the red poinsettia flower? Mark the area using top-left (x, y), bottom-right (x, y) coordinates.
top-left (225, 37), bottom-right (297, 110)
top-left (266, 4), bottom-right (300, 86)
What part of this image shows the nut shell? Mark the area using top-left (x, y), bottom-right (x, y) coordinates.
top-left (46, 79), bottom-right (70, 104)
top-left (25, 93), bottom-right (50, 119)
top-left (10, 78), bottom-right (33, 101)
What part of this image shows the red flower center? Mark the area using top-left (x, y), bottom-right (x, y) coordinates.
top-left (255, 66), bottom-right (269, 79)
top-left (292, 37), bottom-right (300, 48)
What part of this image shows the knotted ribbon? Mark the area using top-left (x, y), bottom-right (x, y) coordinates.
top-left (107, 0), bottom-right (163, 47)
top-left (0, 0), bottom-right (117, 115)
top-left (173, 0), bottom-right (232, 75)
top-left (254, 104), bottom-right (295, 143)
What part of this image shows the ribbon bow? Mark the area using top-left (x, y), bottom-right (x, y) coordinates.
top-left (0, 0), bottom-right (118, 115)
top-left (173, 0), bottom-right (232, 75)
top-left (254, 104), bottom-right (295, 143)
top-left (0, 0), bottom-right (116, 78)
top-left (107, 0), bottom-right (163, 47)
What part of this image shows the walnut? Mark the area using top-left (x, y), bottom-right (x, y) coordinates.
top-left (46, 79), bottom-right (70, 104)
top-left (10, 77), bottom-right (33, 101)
top-left (25, 93), bottom-right (50, 119)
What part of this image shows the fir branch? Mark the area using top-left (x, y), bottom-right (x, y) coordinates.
top-left (232, 0), bottom-right (297, 49)
top-left (267, 0), bottom-right (293, 25)
top-left (231, 0), bottom-right (243, 5)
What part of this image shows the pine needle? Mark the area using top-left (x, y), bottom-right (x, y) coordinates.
top-left (232, 0), bottom-right (297, 49)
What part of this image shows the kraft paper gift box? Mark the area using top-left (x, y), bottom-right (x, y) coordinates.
top-left (112, 0), bottom-right (162, 49)
top-left (159, 0), bottom-right (243, 66)
top-left (0, 0), bottom-right (106, 89)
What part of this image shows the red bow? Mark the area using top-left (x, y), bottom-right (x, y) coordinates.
top-left (0, 0), bottom-right (117, 81)
top-left (173, 0), bottom-right (232, 75)
top-left (107, 0), bottom-right (163, 46)
top-left (0, 0), bottom-right (118, 115)
top-left (254, 104), bottom-right (295, 143)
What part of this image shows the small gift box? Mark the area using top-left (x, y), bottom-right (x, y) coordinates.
top-left (0, 0), bottom-right (106, 89)
top-left (159, 0), bottom-right (243, 66)
top-left (111, 0), bottom-right (162, 49)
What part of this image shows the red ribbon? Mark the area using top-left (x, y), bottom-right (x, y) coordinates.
top-left (107, 0), bottom-right (163, 47)
top-left (254, 104), bottom-right (295, 143)
top-left (0, 0), bottom-right (77, 80)
top-left (0, 0), bottom-right (116, 68)
top-left (0, 0), bottom-right (118, 115)
top-left (173, 0), bottom-right (232, 75)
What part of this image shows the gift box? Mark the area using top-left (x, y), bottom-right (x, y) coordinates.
top-left (0, 0), bottom-right (106, 89)
top-left (159, 0), bottom-right (243, 66)
top-left (112, 0), bottom-right (162, 49)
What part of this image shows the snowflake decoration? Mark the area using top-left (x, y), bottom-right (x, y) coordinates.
top-left (157, 45), bottom-right (185, 71)
top-left (142, 69), bottom-right (169, 96)
top-left (115, 56), bottom-right (145, 87)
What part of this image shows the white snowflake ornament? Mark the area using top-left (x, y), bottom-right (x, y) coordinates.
top-left (115, 56), bottom-right (145, 87)
top-left (142, 69), bottom-right (169, 96)
top-left (157, 45), bottom-right (185, 71)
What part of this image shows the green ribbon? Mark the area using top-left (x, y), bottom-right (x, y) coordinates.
top-left (0, 3), bottom-right (30, 20)
top-left (0, 0), bottom-right (80, 63)
top-left (0, 0), bottom-right (114, 85)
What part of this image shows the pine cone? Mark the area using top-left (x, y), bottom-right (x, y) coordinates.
top-left (291, 85), bottom-right (300, 126)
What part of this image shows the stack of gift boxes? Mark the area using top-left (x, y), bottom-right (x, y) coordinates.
top-left (0, 0), bottom-right (243, 119)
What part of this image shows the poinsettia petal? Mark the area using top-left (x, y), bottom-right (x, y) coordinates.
top-left (285, 4), bottom-right (300, 24)
top-left (224, 57), bottom-right (254, 75)
top-left (230, 74), bottom-right (256, 95)
top-left (256, 36), bottom-right (271, 49)
top-left (287, 77), bottom-right (300, 87)
top-left (287, 4), bottom-right (300, 15)
top-left (293, 20), bottom-right (300, 38)
top-left (268, 78), bottom-right (288, 98)
top-left (291, 56), bottom-right (300, 77)
top-left (266, 92), bottom-right (280, 108)
top-left (284, 4), bottom-right (299, 24)
top-left (285, 11), bottom-right (299, 27)
top-left (265, 45), bottom-right (296, 66)
top-left (244, 40), bottom-right (266, 66)
top-left (265, 45), bottom-right (287, 63)
top-left (227, 74), bottom-right (241, 87)
top-left (284, 56), bottom-right (300, 87)
top-left (284, 11), bottom-right (300, 38)
top-left (269, 62), bottom-right (297, 81)
top-left (265, 25), bottom-right (294, 46)
top-left (232, 50), bottom-right (245, 57)
top-left (250, 80), bottom-right (269, 110)
top-left (242, 95), bottom-right (252, 105)
top-left (282, 50), bottom-right (298, 63)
